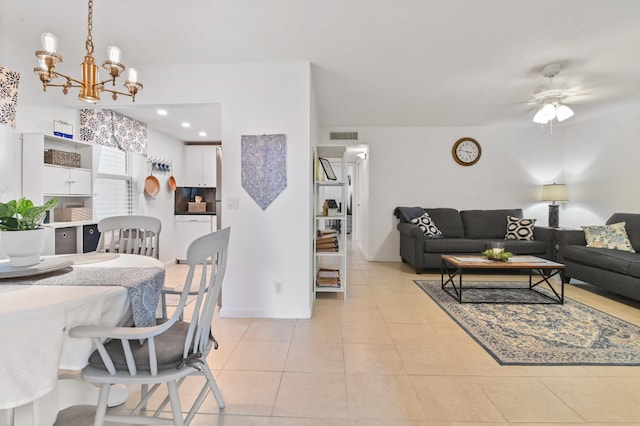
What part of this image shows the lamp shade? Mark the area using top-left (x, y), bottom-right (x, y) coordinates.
top-left (541, 183), bottom-right (569, 202)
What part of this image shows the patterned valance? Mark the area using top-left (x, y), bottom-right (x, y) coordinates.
top-left (0, 66), bottom-right (20, 127)
top-left (80, 109), bottom-right (148, 154)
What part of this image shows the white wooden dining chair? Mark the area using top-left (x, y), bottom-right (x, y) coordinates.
top-left (97, 215), bottom-right (162, 259)
top-left (70, 227), bottom-right (230, 426)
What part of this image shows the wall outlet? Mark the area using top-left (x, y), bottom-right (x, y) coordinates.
top-left (275, 281), bottom-right (282, 293)
top-left (227, 196), bottom-right (239, 209)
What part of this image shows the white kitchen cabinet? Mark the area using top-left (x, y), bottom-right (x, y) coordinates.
top-left (184, 145), bottom-right (217, 187)
top-left (174, 215), bottom-right (216, 262)
top-left (42, 165), bottom-right (92, 195)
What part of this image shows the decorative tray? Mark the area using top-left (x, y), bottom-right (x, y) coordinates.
top-left (0, 257), bottom-right (74, 279)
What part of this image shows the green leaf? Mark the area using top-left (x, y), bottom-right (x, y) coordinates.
top-left (16, 198), bottom-right (34, 216)
top-left (0, 197), bottom-right (58, 230)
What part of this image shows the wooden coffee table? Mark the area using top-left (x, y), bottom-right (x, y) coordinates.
top-left (440, 255), bottom-right (565, 304)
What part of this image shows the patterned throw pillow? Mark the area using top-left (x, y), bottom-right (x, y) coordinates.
top-left (582, 222), bottom-right (636, 252)
top-left (411, 213), bottom-right (444, 239)
top-left (505, 216), bottom-right (536, 240)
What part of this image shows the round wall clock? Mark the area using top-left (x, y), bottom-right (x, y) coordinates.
top-left (452, 137), bottom-right (481, 166)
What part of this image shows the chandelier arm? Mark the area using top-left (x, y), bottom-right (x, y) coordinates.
top-left (97, 77), bottom-right (123, 87)
top-left (101, 87), bottom-right (133, 97)
top-left (42, 82), bottom-right (82, 89)
top-left (49, 69), bottom-right (83, 86)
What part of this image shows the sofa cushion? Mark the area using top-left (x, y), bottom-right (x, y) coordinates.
top-left (505, 216), bottom-right (536, 241)
top-left (460, 209), bottom-right (523, 239)
top-left (626, 259), bottom-right (640, 279)
top-left (582, 222), bottom-right (636, 253)
top-left (423, 238), bottom-right (486, 253)
top-left (484, 239), bottom-right (547, 255)
top-left (393, 206), bottom-right (425, 223)
top-left (424, 208), bottom-right (465, 238)
top-left (411, 213), bottom-right (443, 239)
top-left (562, 245), bottom-right (635, 275)
top-left (607, 213), bottom-right (640, 252)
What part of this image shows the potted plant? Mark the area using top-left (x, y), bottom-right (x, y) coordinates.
top-left (0, 197), bottom-right (58, 266)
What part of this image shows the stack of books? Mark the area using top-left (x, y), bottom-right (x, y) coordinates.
top-left (316, 268), bottom-right (341, 288)
top-left (316, 230), bottom-right (339, 252)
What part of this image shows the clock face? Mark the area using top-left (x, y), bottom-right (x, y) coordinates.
top-left (452, 137), bottom-right (481, 166)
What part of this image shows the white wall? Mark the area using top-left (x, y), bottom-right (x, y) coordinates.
top-left (131, 128), bottom-right (185, 264)
top-left (309, 78), bottom-right (320, 310)
top-left (134, 62), bottom-right (314, 318)
top-left (320, 126), bottom-right (565, 261)
top-left (562, 102), bottom-right (640, 227)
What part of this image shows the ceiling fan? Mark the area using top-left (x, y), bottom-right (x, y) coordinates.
top-left (531, 63), bottom-right (576, 124)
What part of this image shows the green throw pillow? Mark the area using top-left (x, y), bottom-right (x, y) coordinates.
top-left (582, 222), bottom-right (636, 252)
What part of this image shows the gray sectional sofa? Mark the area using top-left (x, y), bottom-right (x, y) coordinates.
top-left (395, 207), bottom-right (555, 273)
top-left (556, 213), bottom-right (640, 302)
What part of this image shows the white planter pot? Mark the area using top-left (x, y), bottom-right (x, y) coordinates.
top-left (0, 228), bottom-right (47, 267)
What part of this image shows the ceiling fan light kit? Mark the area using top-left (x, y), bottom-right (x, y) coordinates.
top-left (33, 0), bottom-right (143, 103)
top-left (531, 63), bottom-right (574, 126)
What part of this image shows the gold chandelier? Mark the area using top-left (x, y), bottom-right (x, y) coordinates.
top-left (33, 0), bottom-right (143, 103)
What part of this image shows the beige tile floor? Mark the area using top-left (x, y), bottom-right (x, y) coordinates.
top-left (57, 241), bottom-right (640, 425)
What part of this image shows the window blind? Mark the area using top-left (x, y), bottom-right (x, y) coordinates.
top-left (94, 146), bottom-right (133, 220)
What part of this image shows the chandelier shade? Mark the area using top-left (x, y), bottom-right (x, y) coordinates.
top-left (33, 0), bottom-right (142, 103)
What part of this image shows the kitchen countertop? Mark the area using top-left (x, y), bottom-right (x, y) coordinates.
top-left (175, 212), bottom-right (217, 216)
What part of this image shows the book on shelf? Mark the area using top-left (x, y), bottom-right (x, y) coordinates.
top-left (316, 247), bottom-right (339, 253)
top-left (317, 229), bottom-right (338, 237)
top-left (316, 230), bottom-right (339, 253)
top-left (316, 268), bottom-right (341, 287)
top-left (317, 240), bottom-right (338, 248)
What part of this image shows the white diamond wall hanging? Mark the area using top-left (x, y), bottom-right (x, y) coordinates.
top-left (241, 134), bottom-right (287, 210)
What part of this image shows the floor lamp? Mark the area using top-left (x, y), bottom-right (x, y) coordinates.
top-left (541, 183), bottom-right (569, 228)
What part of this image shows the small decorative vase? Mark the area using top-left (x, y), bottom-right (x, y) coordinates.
top-left (0, 228), bottom-right (47, 267)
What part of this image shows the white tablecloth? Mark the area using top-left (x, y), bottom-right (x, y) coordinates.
top-left (0, 254), bottom-right (163, 410)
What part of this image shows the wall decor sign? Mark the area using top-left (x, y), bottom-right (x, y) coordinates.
top-left (241, 134), bottom-right (287, 210)
top-left (0, 66), bottom-right (21, 127)
top-left (79, 109), bottom-right (148, 154)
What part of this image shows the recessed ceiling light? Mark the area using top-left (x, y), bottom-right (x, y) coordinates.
top-left (181, 122), bottom-right (191, 128)
top-left (199, 131), bottom-right (207, 137)
top-left (156, 109), bottom-right (168, 116)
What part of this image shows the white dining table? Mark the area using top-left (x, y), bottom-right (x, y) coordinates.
top-left (0, 253), bottom-right (164, 426)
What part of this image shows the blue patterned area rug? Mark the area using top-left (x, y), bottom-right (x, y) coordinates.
top-left (414, 280), bottom-right (640, 366)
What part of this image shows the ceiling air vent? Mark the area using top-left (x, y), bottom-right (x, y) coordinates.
top-left (330, 131), bottom-right (358, 140)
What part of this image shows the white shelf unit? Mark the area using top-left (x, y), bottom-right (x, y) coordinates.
top-left (22, 133), bottom-right (98, 254)
top-left (314, 146), bottom-right (348, 298)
